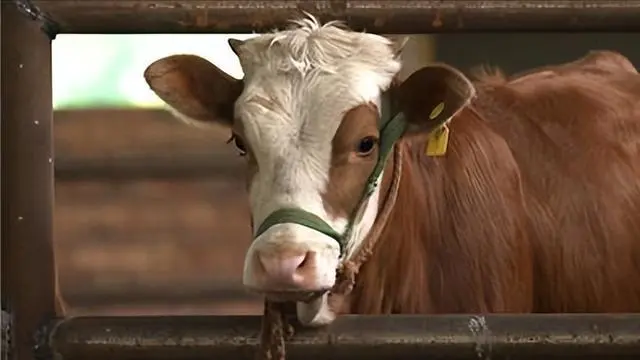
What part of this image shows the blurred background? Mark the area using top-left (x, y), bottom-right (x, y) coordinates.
top-left (54, 32), bottom-right (640, 317)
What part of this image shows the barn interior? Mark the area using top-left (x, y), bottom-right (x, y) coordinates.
top-left (3, 2), bottom-right (640, 359)
top-left (52, 31), bottom-right (640, 317)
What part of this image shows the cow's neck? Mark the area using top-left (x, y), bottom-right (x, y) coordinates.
top-left (348, 140), bottom-right (437, 314)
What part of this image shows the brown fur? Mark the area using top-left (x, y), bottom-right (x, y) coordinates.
top-left (143, 49), bottom-right (640, 316)
top-left (323, 104), bottom-right (381, 219)
top-left (348, 51), bottom-right (640, 314)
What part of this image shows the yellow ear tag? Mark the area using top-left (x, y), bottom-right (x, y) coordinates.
top-left (425, 102), bottom-right (450, 156)
top-left (429, 102), bottom-right (445, 120)
top-left (425, 125), bottom-right (450, 156)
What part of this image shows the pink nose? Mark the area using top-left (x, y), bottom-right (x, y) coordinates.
top-left (254, 251), bottom-right (316, 290)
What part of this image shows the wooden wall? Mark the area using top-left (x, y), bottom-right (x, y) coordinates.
top-left (433, 33), bottom-right (640, 76)
top-left (54, 108), bottom-right (262, 316)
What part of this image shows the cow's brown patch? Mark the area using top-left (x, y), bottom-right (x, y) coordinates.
top-left (322, 104), bottom-right (381, 219)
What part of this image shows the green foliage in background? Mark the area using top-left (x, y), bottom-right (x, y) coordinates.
top-left (54, 36), bottom-right (136, 109)
top-left (53, 34), bottom-right (252, 110)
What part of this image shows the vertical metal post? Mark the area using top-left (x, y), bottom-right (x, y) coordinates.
top-left (1, 2), bottom-right (56, 360)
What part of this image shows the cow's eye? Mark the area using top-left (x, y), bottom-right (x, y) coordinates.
top-left (227, 134), bottom-right (247, 156)
top-left (356, 136), bottom-right (378, 156)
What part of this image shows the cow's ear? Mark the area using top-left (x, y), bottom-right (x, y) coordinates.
top-left (144, 54), bottom-right (243, 128)
top-left (397, 64), bottom-right (475, 136)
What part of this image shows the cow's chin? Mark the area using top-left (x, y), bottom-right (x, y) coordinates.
top-left (262, 289), bottom-right (329, 303)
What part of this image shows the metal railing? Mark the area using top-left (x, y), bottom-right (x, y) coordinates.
top-left (3, 1), bottom-right (640, 360)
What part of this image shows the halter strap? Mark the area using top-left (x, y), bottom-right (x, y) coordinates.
top-left (253, 92), bottom-right (407, 255)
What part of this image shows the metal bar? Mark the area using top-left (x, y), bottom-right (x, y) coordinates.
top-left (29, 1), bottom-right (640, 35)
top-left (49, 314), bottom-right (640, 360)
top-left (54, 155), bottom-right (244, 181)
top-left (2, 310), bottom-right (11, 360)
top-left (1, 2), bottom-right (56, 360)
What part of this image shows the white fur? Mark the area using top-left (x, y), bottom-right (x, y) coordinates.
top-left (176, 15), bottom-right (402, 325)
top-left (235, 16), bottom-right (401, 325)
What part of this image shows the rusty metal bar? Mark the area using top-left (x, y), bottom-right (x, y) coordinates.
top-left (49, 314), bottom-right (640, 360)
top-left (26, 1), bottom-right (640, 35)
top-left (2, 310), bottom-right (10, 360)
top-left (1, 2), bottom-right (56, 360)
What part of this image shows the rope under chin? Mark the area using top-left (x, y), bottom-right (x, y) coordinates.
top-left (256, 300), bottom-right (294, 360)
top-left (255, 145), bottom-right (404, 360)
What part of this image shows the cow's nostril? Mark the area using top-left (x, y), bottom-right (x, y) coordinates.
top-left (247, 248), bottom-right (332, 297)
top-left (297, 251), bottom-right (311, 269)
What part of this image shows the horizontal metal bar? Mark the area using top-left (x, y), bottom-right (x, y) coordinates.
top-left (30, 1), bottom-right (640, 35)
top-left (49, 314), bottom-right (640, 360)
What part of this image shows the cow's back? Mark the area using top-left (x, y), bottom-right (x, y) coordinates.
top-left (474, 51), bottom-right (640, 312)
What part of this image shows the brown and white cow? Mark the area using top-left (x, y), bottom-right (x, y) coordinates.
top-left (144, 16), bottom-right (640, 326)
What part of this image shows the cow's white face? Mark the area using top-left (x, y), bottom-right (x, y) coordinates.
top-left (145, 15), bottom-right (475, 327)
top-left (233, 18), bottom-right (401, 324)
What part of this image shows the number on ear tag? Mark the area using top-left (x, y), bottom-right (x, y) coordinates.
top-left (425, 125), bottom-right (450, 156)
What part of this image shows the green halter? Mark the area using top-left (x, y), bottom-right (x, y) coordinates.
top-left (254, 93), bottom-right (407, 255)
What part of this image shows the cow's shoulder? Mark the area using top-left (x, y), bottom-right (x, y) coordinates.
top-left (559, 50), bottom-right (637, 75)
top-left (486, 50), bottom-right (637, 86)
top-left (471, 51), bottom-right (640, 137)
top-left (471, 52), bottom-right (640, 312)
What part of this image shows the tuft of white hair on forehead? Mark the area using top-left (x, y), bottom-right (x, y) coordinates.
top-left (270, 15), bottom-right (351, 74)
top-left (236, 13), bottom-right (401, 82)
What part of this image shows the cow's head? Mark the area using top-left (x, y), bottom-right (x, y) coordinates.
top-left (145, 16), bottom-right (475, 326)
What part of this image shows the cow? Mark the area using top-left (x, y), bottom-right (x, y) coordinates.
top-left (143, 15), bottom-right (640, 329)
